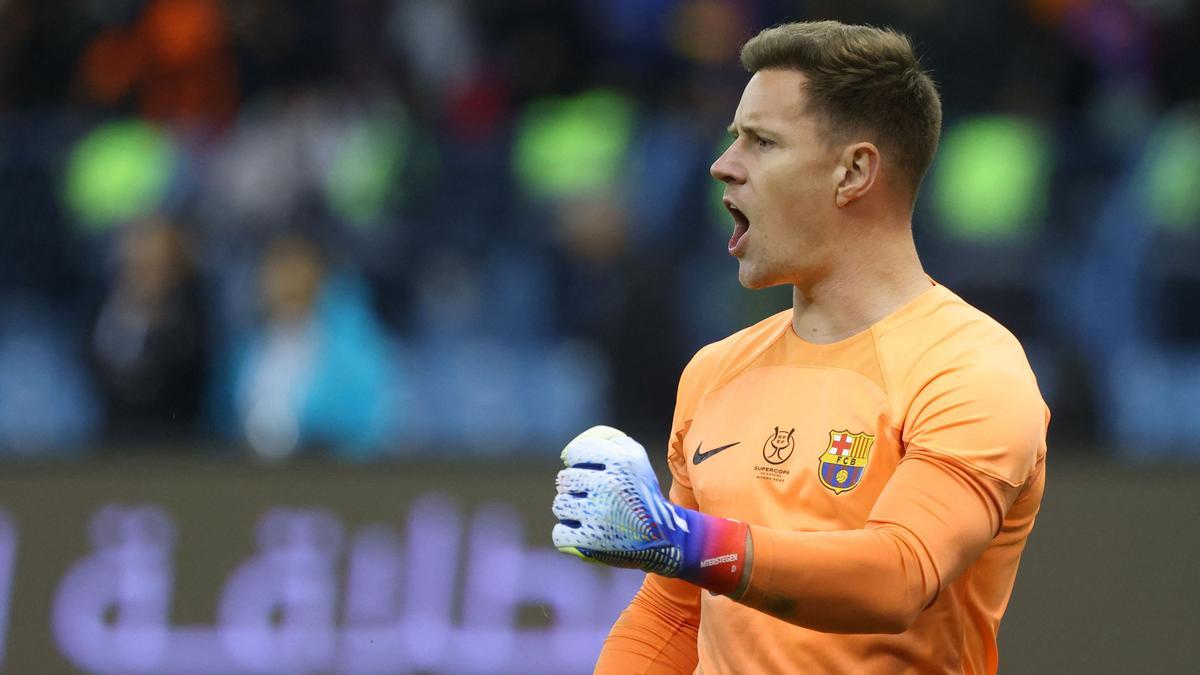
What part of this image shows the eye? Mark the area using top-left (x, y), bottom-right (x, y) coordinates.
top-left (756, 137), bottom-right (774, 149)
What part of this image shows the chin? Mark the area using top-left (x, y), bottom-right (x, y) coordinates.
top-left (737, 264), bottom-right (774, 290)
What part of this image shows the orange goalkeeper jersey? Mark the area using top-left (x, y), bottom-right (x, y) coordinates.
top-left (598, 282), bottom-right (1049, 674)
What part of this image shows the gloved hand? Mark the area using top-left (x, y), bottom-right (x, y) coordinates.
top-left (551, 425), bottom-right (749, 595)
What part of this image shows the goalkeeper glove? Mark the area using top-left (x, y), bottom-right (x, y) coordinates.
top-left (551, 425), bottom-right (749, 596)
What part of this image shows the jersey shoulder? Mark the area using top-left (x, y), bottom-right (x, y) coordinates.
top-left (682, 309), bottom-right (792, 397)
top-left (875, 284), bottom-right (1035, 384)
top-left (877, 285), bottom-right (1049, 480)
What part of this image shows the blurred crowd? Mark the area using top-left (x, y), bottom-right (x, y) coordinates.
top-left (0, 0), bottom-right (1197, 460)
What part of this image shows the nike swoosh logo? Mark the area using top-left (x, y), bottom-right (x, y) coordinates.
top-left (692, 441), bottom-right (740, 465)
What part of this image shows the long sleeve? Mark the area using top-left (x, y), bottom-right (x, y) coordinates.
top-left (737, 450), bottom-right (1026, 634)
top-left (595, 572), bottom-right (701, 674)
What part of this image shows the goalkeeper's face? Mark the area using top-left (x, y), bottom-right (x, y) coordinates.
top-left (710, 69), bottom-right (843, 290)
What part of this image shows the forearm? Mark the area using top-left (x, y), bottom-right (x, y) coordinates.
top-left (733, 523), bottom-right (933, 633)
top-left (729, 453), bottom-right (1014, 634)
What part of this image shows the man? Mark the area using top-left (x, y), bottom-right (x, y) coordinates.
top-left (551, 20), bottom-right (1049, 674)
top-left (91, 217), bottom-right (209, 445)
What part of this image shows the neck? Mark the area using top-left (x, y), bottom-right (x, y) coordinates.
top-left (790, 223), bottom-right (931, 344)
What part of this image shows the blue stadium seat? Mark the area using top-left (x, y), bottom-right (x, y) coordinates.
top-left (0, 299), bottom-right (99, 455)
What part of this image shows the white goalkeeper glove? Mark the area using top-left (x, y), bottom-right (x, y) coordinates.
top-left (551, 425), bottom-right (749, 595)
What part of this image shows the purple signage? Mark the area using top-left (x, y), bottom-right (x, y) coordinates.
top-left (42, 495), bottom-right (641, 674)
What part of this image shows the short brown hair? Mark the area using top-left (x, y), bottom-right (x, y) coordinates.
top-left (740, 21), bottom-right (942, 200)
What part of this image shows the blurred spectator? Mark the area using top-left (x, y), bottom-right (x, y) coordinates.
top-left (91, 216), bottom-right (209, 445)
top-left (548, 195), bottom-right (686, 440)
top-left (228, 234), bottom-right (395, 461)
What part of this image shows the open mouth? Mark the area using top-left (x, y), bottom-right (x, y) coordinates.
top-left (726, 200), bottom-right (750, 253)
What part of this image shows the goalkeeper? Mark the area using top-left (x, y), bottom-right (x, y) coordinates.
top-left (551, 21), bottom-right (1048, 675)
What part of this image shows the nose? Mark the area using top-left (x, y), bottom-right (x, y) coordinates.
top-left (710, 144), bottom-right (745, 185)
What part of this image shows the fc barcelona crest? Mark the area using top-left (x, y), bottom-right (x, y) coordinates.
top-left (817, 430), bottom-right (875, 495)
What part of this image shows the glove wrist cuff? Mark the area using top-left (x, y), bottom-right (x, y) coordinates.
top-left (678, 509), bottom-right (749, 596)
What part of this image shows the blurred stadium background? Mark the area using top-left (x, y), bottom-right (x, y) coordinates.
top-left (0, 0), bottom-right (1197, 672)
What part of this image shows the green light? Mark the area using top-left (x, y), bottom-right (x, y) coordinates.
top-left (1140, 113), bottom-right (1200, 233)
top-left (932, 116), bottom-right (1048, 242)
top-left (513, 89), bottom-right (636, 200)
top-left (325, 112), bottom-right (409, 229)
top-left (64, 120), bottom-right (177, 231)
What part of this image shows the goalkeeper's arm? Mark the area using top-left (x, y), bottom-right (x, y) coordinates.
top-left (553, 426), bottom-right (1024, 634)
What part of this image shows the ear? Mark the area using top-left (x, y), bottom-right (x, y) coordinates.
top-left (834, 142), bottom-right (880, 208)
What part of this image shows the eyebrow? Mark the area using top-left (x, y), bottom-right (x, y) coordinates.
top-left (726, 122), bottom-right (774, 138)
